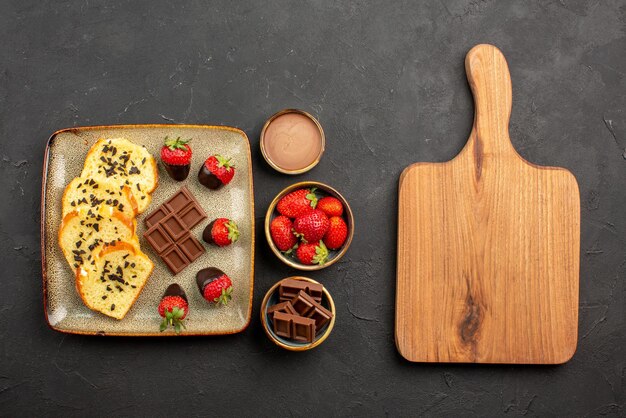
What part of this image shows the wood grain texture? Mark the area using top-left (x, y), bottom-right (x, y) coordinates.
top-left (395, 44), bottom-right (580, 364)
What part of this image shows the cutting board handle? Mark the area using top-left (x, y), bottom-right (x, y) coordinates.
top-left (465, 44), bottom-right (515, 158)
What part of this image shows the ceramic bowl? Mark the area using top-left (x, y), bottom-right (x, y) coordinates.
top-left (260, 277), bottom-right (335, 351)
top-left (265, 181), bottom-right (354, 271)
top-left (259, 109), bottom-right (325, 175)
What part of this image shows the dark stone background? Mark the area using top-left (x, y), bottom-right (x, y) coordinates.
top-left (1, 0), bottom-right (624, 416)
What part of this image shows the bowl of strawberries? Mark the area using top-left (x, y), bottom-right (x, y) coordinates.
top-left (265, 181), bottom-right (354, 270)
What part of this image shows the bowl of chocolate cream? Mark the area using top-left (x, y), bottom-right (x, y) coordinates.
top-left (260, 109), bottom-right (325, 175)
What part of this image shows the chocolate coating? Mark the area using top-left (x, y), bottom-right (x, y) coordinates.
top-left (163, 283), bottom-right (187, 302)
top-left (198, 165), bottom-right (222, 189)
top-left (163, 163), bottom-right (190, 181)
top-left (202, 219), bottom-right (216, 244)
top-left (196, 267), bottom-right (225, 294)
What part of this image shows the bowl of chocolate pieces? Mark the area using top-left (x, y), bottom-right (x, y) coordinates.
top-left (261, 277), bottom-right (335, 351)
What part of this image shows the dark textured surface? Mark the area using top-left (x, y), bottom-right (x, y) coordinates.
top-left (1, 0), bottom-right (624, 416)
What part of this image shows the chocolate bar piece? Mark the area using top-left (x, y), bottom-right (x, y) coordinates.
top-left (291, 315), bottom-right (316, 343)
top-left (144, 224), bottom-right (174, 253)
top-left (144, 206), bottom-right (170, 228)
top-left (291, 290), bottom-right (333, 331)
top-left (307, 303), bottom-right (333, 332)
top-left (160, 245), bottom-right (189, 275)
top-left (142, 187), bottom-right (207, 274)
top-left (179, 204), bottom-right (206, 229)
top-left (290, 290), bottom-right (316, 316)
top-left (267, 301), bottom-right (297, 320)
top-left (165, 188), bottom-right (194, 212)
top-left (161, 213), bottom-right (187, 241)
top-left (145, 187), bottom-right (207, 228)
top-left (272, 311), bottom-right (316, 343)
top-left (278, 278), bottom-right (323, 303)
top-left (177, 233), bottom-right (204, 263)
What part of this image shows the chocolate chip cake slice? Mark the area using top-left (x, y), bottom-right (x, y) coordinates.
top-left (61, 177), bottom-right (138, 219)
top-left (58, 209), bottom-right (137, 270)
top-left (80, 138), bottom-right (158, 213)
top-left (76, 241), bottom-right (153, 320)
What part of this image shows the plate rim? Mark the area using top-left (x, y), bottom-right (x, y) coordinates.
top-left (41, 124), bottom-right (255, 336)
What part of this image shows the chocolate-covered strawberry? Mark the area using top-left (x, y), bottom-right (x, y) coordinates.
top-left (323, 216), bottom-right (348, 250)
top-left (270, 215), bottom-right (297, 252)
top-left (160, 136), bottom-right (192, 181)
top-left (293, 209), bottom-right (329, 243)
top-left (296, 241), bottom-right (328, 265)
top-left (198, 155), bottom-right (235, 189)
top-left (276, 188), bottom-right (317, 218)
top-left (203, 218), bottom-right (239, 247)
top-left (158, 283), bottom-right (188, 334)
top-left (196, 267), bottom-right (233, 306)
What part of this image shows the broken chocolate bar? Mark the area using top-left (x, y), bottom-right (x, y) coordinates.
top-left (278, 278), bottom-right (323, 303)
top-left (272, 311), bottom-right (316, 343)
top-left (267, 301), bottom-right (297, 320)
top-left (290, 290), bottom-right (333, 331)
top-left (145, 186), bottom-right (207, 229)
top-left (290, 290), bottom-right (316, 316)
top-left (143, 186), bottom-right (207, 274)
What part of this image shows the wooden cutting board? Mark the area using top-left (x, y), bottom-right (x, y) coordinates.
top-left (395, 44), bottom-right (580, 364)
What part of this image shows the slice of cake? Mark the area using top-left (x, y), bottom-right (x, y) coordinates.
top-left (61, 177), bottom-right (138, 219)
top-left (76, 241), bottom-right (154, 320)
top-left (80, 138), bottom-right (158, 213)
top-left (58, 209), bottom-right (137, 269)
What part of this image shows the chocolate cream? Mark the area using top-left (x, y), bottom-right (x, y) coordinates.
top-left (262, 112), bottom-right (323, 171)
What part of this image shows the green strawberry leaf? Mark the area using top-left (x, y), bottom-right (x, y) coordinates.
top-left (313, 241), bottom-right (329, 265)
top-left (216, 287), bottom-right (233, 306)
top-left (226, 221), bottom-right (240, 243)
top-left (306, 188), bottom-right (318, 208)
top-left (164, 136), bottom-right (191, 151)
top-left (283, 241), bottom-right (298, 256)
top-left (215, 155), bottom-right (233, 170)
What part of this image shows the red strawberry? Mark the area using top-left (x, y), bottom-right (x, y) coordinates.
top-left (197, 267), bottom-right (233, 306)
top-left (160, 137), bottom-right (192, 181)
top-left (294, 209), bottom-right (329, 242)
top-left (296, 241), bottom-right (329, 265)
top-left (158, 284), bottom-right (188, 334)
top-left (203, 218), bottom-right (239, 246)
top-left (323, 216), bottom-right (348, 250)
top-left (270, 215), bottom-right (297, 252)
top-left (198, 155), bottom-right (235, 189)
top-left (276, 188), bottom-right (318, 218)
top-left (317, 196), bottom-right (343, 217)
